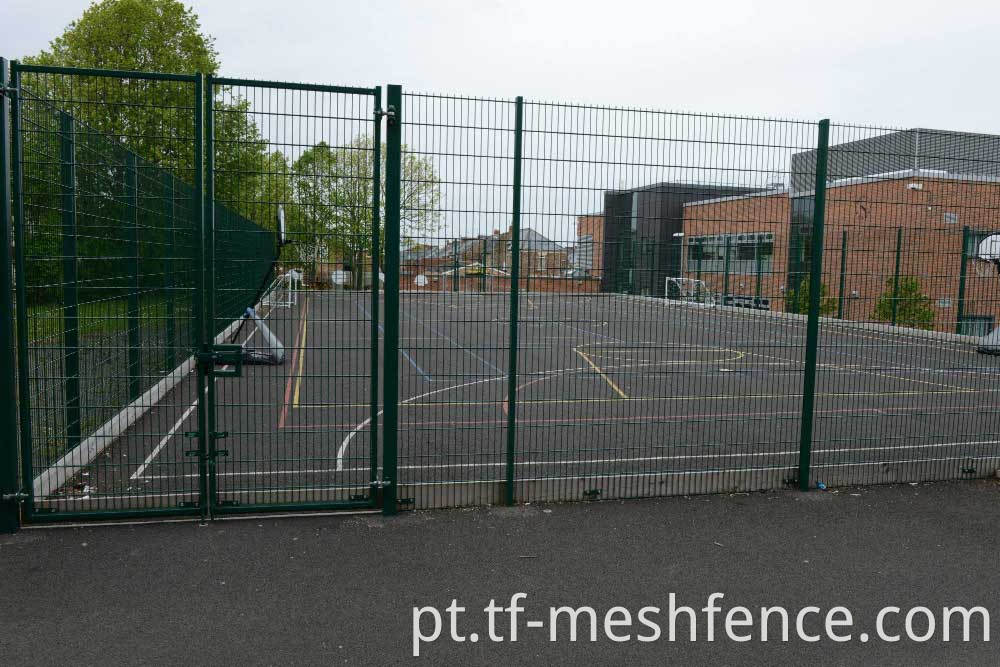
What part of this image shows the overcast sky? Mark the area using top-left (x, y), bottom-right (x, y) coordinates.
top-left (5, 0), bottom-right (1000, 133)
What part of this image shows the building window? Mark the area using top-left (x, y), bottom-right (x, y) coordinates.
top-left (959, 315), bottom-right (994, 337)
top-left (687, 233), bottom-right (775, 274)
top-left (944, 212), bottom-right (959, 224)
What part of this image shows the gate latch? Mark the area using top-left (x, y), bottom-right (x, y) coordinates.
top-left (196, 344), bottom-right (243, 377)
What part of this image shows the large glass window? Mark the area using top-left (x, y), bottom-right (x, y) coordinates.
top-left (687, 233), bottom-right (774, 274)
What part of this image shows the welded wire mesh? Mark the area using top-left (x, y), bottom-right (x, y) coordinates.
top-left (8, 67), bottom-right (1000, 522)
top-left (13, 70), bottom-right (203, 513)
top-left (208, 80), bottom-right (378, 509)
top-left (397, 93), bottom-right (516, 507)
top-left (809, 125), bottom-right (1000, 486)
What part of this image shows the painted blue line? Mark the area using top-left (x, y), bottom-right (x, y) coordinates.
top-left (357, 302), bottom-right (433, 382)
top-left (402, 310), bottom-right (505, 375)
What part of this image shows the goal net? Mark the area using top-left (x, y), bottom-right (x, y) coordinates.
top-left (261, 269), bottom-right (304, 309)
top-left (665, 277), bottom-right (714, 304)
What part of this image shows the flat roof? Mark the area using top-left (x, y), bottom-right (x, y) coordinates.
top-left (683, 169), bottom-right (1000, 207)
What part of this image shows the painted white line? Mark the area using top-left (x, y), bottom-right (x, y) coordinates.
top-left (157, 437), bottom-right (1000, 480)
top-left (126, 307), bottom-right (275, 482)
top-left (335, 373), bottom-right (508, 471)
top-left (129, 402), bottom-right (198, 481)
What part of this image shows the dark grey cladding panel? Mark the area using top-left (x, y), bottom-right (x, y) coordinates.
top-left (790, 129), bottom-right (1000, 194)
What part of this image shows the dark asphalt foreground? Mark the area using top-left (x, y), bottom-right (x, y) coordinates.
top-left (2, 480), bottom-right (999, 665)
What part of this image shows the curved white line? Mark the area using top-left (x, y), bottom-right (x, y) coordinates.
top-left (336, 374), bottom-right (508, 471)
top-left (336, 343), bottom-right (743, 471)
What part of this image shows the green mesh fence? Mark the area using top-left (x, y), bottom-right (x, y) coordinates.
top-left (10, 68), bottom-right (274, 516)
top-left (3, 65), bottom-right (1000, 527)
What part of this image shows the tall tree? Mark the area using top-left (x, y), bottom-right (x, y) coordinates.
top-left (23, 0), bottom-right (221, 173)
top-left (290, 136), bottom-right (441, 287)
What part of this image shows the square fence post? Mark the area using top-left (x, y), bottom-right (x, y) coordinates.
top-left (797, 119), bottom-right (830, 491)
top-left (0, 58), bottom-right (21, 532)
top-left (369, 86), bottom-right (382, 494)
top-left (60, 111), bottom-right (82, 453)
top-left (754, 236), bottom-right (762, 304)
top-left (837, 230), bottom-right (848, 319)
top-left (126, 153), bottom-right (142, 401)
top-left (382, 84), bottom-right (402, 516)
top-left (162, 172), bottom-right (177, 370)
top-left (505, 96), bottom-right (524, 507)
top-left (891, 226), bottom-right (902, 326)
top-left (722, 236), bottom-right (731, 306)
top-left (10, 62), bottom-right (34, 521)
top-left (956, 225), bottom-right (969, 334)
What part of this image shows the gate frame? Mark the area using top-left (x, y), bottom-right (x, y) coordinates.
top-left (204, 75), bottom-right (384, 516)
top-left (2, 64), bottom-right (385, 528)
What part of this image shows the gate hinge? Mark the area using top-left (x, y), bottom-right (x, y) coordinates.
top-left (370, 478), bottom-right (394, 489)
top-left (383, 105), bottom-right (397, 125)
top-left (0, 86), bottom-right (16, 98)
top-left (1, 491), bottom-right (29, 502)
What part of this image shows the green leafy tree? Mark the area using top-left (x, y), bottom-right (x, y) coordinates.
top-left (290, 136), bottom-right (441, 286)
top-left (20, 0), bottom-right (274, 303)
top-left (23, 0), bottom-right (220, 171)
top-left (872, 276), bottom-right (935, 330)
top-left (785, 275), bottom-right (837, 316)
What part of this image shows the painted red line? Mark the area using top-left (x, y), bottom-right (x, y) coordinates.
top-left (277, 296), bottom-right (309, 429)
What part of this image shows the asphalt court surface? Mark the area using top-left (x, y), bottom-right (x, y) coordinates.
top-left (40, 290), bottom-right (1000, 511)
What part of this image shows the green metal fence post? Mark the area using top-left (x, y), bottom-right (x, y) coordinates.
top-left (163, 172), bottom-right (176, 369)
top-left (368, 86), bottom-right (382, 501)
top-left (481, 239), bottom-right (487, 292)
top-left (505, 96), bottom-right (524, 507)
top-left (369, 87), bottom-right (382, 496)
top-left (695, 238), bottom-right (702, 284)
top-left (10, 62), bottom-right (33, 520)
top-left (754, 236), bottom-right (762, 304)
top-left (125, 153), bottom-right (142, 400)
top-left (59, 111), bottom-right (82, 452)
top-left (956, 225), bottom-right (969, 334)
top-left (382, 84), bottom-right (402, 516)
top-left (0, 58), bottom-right (21, 532)
top-left (797, 119), bottom-right (830, 492)
top-left (890, 226), bottom-right (902, 326)
top-left (193, 73), bottom-right (210, 520)
top-left (722, 236), bottom-right (731, 306)
top-left (203, 76), bottom-right (219, 515)
top-left (837, 230), bottom-right (848, 319)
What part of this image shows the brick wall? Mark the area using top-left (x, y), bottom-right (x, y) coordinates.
top-left (680, 176), bottom-right (1000, 332)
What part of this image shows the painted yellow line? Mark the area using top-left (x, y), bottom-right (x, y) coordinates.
top-left (574, 347), bottom-right (628, 399)
top-left (292, 297), bottom-right (310, 407)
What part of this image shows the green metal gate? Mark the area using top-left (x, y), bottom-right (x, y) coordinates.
top-left (0, 62), bottom-right (384, 524)
top-left (203, 76), bottom-right (383, 515)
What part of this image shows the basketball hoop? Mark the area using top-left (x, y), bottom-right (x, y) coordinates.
top-left (974, 234), bottom-right (1000, 277)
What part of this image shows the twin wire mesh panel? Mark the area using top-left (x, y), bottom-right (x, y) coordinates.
top-left (809, 125), bottom-right (1000, 485)
top-left (208, 80), bottom-right (380, 510)
top-left (12, 68), bottom-right (204, 515)
top-left (9, 67), bottom-right (382, 519)
top-left (397, 95), bottom-right (823, 507)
